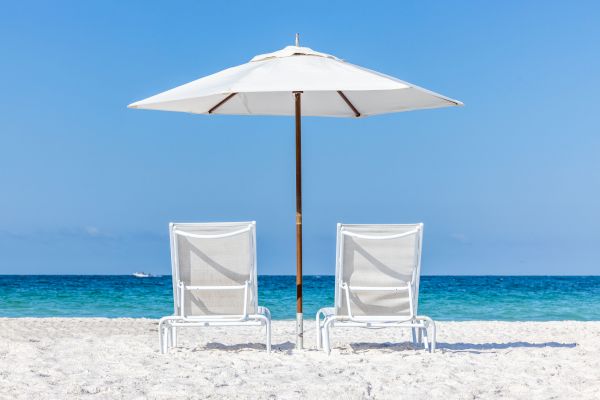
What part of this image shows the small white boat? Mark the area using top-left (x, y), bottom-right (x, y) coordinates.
top-left (132, 272), bottom-right (153, 278)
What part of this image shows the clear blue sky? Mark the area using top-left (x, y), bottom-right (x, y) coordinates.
top-left (1, 1), bottom-right (599, 275)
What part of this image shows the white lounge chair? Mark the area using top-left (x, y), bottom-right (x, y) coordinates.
top-left (159, 221), bottom-right (271, 353)
top-left (316, 223), bottom-right (435, 354)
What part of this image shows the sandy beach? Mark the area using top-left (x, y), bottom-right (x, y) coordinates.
top-left (0, 319), bottom-right (598, 399)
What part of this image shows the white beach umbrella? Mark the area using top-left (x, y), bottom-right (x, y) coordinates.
top-left (129, 36), bottom-right (462, 348)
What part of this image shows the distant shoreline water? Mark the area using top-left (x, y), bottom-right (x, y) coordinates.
top-left (1, 275), bottom-right (599, 320)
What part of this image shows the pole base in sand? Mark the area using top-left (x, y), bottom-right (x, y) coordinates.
top-left (296, 313), bottom-right (304, 349)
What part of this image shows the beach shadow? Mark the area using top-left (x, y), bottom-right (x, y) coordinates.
top-left (438, 341), bottom-right (577, 353)
top-left (348, 341), bottom-right (577, 354)
top-left (203, 341), bottom-right (296, 353)
top-left (350, 342), bottom-right (420, 352)
top-left (274, 341), bottom-right (295, 354)
top-left (202, 342), bottom-right (267, 352)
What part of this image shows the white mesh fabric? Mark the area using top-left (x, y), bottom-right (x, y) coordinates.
top-left (334, 224), bottom-right (423, 318)
top-left (170, 222), bottom-right (257, 317)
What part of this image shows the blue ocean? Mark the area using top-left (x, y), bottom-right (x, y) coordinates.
top-left (1, 275), bottom-right (599, 320)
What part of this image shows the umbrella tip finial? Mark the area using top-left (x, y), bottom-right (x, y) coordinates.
top-left (295, 33), bottom-right (299, 47)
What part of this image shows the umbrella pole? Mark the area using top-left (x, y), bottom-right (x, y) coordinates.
top-left (294, 91), bottom-right (303, 349)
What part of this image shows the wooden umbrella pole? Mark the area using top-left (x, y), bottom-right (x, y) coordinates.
top-left (294, 91), bottom-right (303, 349)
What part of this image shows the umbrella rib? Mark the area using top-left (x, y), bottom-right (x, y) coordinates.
top-left (337, 91), bottom-right (361, 117)
top-left (208, 93), bottom-right (237, 114)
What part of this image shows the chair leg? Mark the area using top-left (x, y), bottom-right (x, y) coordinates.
top-left (316, 312), bottom-right (322, 349)
top-left (167, 325), bottom-right (173, 348)
top-left (166, 325), bottom-right (172, 352)
top-left (160, 323), bottom-right (170, 354)
top-left (171, 326), bottom-right (177, 348)
top-left (417, 317), bottom-right (436, 353)
top-left (323, 319), bottom-right (334, 355)
top-left (422, 326), bottom-right (429, 352)
top-left (266, 319), bottom-right (271, 353)
top-left (430, 320), bottom-right (436, 353)
top-left (158, 323), bottom-right (164, 354)
top-left (411, 327), bottom-right (417, 346)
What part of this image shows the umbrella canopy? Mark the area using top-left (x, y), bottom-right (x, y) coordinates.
top-left (129, 40), bottom-right (462, 349)
top-left (128, 45), bottom-right (462, 116)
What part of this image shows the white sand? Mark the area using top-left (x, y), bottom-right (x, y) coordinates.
top-left (0, 319), bottom-right (599, 399)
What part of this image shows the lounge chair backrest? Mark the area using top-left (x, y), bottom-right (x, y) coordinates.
top-left (169, 222), bottom-right (258, 317)
top-left (334, 223), bottom-right (424, 319)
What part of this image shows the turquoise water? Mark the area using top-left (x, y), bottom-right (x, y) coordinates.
top-left (1, 275), bottom-right (599, 320)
